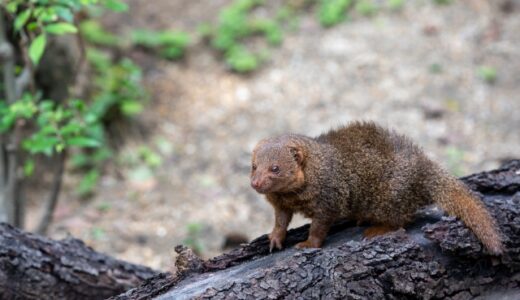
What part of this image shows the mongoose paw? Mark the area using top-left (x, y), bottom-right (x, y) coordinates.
top-left (363, 225), bottom-right (398, 239)
top-left (295, 240), bottom-right (321, 249)
top-left (268, 232), bottom-right (285, 252)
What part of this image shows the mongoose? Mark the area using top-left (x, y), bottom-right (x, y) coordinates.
top-left (250, 121), bottom-right (503, 255)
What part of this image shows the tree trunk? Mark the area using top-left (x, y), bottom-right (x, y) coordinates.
top-left (0, 8), bottom-right (19, 226)
top-left (0, 223), bottom-right (159, 300)
top-left (113, 160), bottom-right (520, 300)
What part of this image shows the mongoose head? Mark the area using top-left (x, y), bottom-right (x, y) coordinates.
top-left (250, 136), bottom-right (306, 194)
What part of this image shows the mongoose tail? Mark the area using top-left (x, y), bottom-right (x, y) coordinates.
top-left (432, 175), bottom-right (504, 255)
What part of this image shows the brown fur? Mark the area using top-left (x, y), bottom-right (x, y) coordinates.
top-left (250, 121), bottom-right (503, 254)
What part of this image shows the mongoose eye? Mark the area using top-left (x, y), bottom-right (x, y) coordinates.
top-left (252, 164), bottom-right (257, 171)
top-left (270, 165), bottom-right (280, 173)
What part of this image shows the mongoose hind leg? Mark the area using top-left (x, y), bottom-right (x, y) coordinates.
top-left (363, 225), bottom-right (399, 238)
top-left (295, 218), bottom-right (332, 249)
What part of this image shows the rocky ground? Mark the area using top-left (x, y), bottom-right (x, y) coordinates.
top-left (37, 0), bottom-right (520, 270)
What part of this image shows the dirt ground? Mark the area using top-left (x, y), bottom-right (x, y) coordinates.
top-left (40, 0), bottom-right (520, 270)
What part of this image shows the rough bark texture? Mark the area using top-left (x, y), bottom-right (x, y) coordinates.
top-left (114, 160), bottom-right (520, 300)
top-left (0, 224), bottom-right (159, 300)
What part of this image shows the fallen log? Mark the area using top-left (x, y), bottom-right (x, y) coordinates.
top-left (114, 160), bottom-right (520, 299)
top-left (0, 224), bottom-right (159, 300)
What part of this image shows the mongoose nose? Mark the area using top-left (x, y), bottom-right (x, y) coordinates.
top-left (251, 179), bottom-right (261, 189)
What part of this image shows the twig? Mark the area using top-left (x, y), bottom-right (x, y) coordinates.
top-left (14, 64), bottom-right (31, 99)
top-left (74, 18), bottom-right (86, 81)
top-left (36, 150), bottom-right (66, 235)
top-left (0, 11), bottom-right (16, 104)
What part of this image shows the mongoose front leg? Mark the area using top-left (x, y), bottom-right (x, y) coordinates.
top-left (295, 218), bottom-right (332, 249)
top-left (269, 206), bottom-right (293, 252)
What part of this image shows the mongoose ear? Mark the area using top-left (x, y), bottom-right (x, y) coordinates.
top-left (289, 146), bottom-right (306, 166)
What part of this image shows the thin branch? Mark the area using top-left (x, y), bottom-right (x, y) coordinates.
top-left (74, 18), bottom-right (87, 81)
top-left (36, 150), bottom-right (66, 235)
top-left (69, 18), bottom-right (88, 99)
top-left (14, 65), bottom-right (31, 99)
top-left (14, 171), bottom-right (25, 228)
top-left (0, 137), bottom-right (5, 188)
top-left (16, 26), bottom-right (35, 95)
top-left (0, 140), bottom-right (6, 222)
top-left (0, 9), bottom-right (16, 104)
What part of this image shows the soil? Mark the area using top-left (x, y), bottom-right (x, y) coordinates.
top-left (31, 0), bottom-right (520, 270)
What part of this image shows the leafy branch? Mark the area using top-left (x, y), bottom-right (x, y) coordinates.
top-left (0, 0), bottom-right (139, 231)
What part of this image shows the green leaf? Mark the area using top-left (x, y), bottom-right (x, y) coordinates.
top-left (44, 23), bottom-right (78, 35)
top-left (477, 66), bottom-right (497, 83)
top-left (138, 146), bottom-right (162, 168)
top-left (71, 153), bottom-right (90, 168)
top-left (56, 7), bottom-right (74, 23)
top-left (24, 159), bottom-right (35, 177)
top-left (66, 137), bottom-right (101, 148)
top-left (225, 46), bottom-right (259, 72)
top-left (6, 2), bottom-right (18, 13)
top-left (318, 0), bottom-right (352, 27)
top-left (15, 10), bottom-right (32, 32)
top-left (27, 22), bottom-right (39, 31)
top-left (38, 8), bottom-right (58, 23)
top-left (55, 143), bottom-right (65, 153)
top-left (103, 0), bottom-right (129, 12)
top-left (78, 169), bottom-right (100, 197)
top-left (60, 122), bottom-right (83, 135)
top-left (120, 100), bottom-right (143, 116)
top-left (91, 226), bottom-right (105, 239)
top-left (39, 100), bottom-right (55, 111)
top-left (80, 20), bottom-right (121, 46)
top-left (1, 114), bottom-right (16, 133)
top-left (160, 47), bottom-right (184, 60)
top-left (69, 99), bottom-right (86, 111)
top-left (92, 147), bottom-right (112, 163)
top-left (40, 124), bottom-right (57, 135)
top-left (29, 34), bottom-right (47, 65)
top-left (387, 0), bottom-right (405, 10)
top-left (22, 135), bottom-right (59, 155)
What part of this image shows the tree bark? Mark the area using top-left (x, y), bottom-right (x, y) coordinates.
top-left (0, 223), bottom-right (159, 300)
top-left (0, 8), bottom-right (18, 226)
top-left (113, 160), bottom-right (520, 300)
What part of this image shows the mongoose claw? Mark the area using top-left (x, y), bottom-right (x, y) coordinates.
top-left (295, 240), bottom-right (320, 249)
top-left (268, 233), bottom-right (284, 252)
top-left (269, 238), bottom-right (282, 252)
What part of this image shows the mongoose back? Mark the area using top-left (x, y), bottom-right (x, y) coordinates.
top-left (250, 121), bottom-right (503, 255)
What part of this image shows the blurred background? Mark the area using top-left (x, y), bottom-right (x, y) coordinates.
top-left (1, 0), bottom-right (519, 270)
